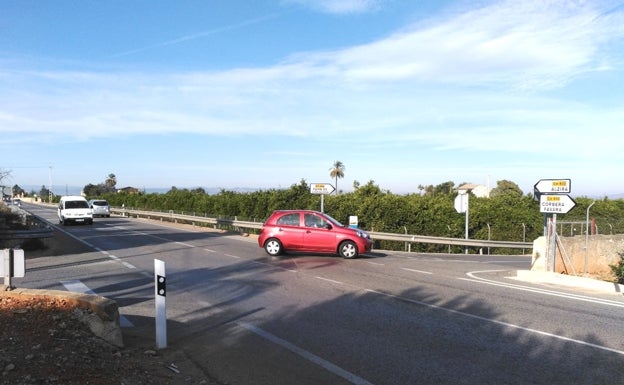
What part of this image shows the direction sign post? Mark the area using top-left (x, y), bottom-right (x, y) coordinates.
top-left (533, 179), bottom-right (571, 200)
top-left (534, 178), bottom-right (575, 273)
top-left (310, 183), bottom-right (335, 195)
top-left (310, 183), bottom-right (335, 213)
top-left (455, 191), bottom-right (469, 254)
top-left (539, 194), bottom-right (577, 214)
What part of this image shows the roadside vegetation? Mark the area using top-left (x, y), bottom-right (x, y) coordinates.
top-left (6, 166), bottom-right (623, 255)
top-left (89, 179), bottom-right (624, 255)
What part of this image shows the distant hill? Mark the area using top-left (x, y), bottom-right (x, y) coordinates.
top-left (17, 185), bottom-right (260, 196)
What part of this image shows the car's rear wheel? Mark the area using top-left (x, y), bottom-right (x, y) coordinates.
top-left (264, 238), bottom-right (283, 256)
top-left (339, 240), bottom-right (358, 259)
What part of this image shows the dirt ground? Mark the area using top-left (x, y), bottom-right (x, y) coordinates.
top-left (0, 293), bottom-right (222, 385)
top-left (0, 219), bottom-right (226, 385)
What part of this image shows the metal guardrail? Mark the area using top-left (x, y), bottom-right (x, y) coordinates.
top-left (368, 231), bottom-right (530, 249)
top-left (112, 207), bottom-right (533, 250)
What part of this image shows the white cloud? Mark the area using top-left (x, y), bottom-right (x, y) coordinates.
top-left (284, 0), bottom-right (381, 14)
top-left (299, 0), bottom-right (624, 89)
top-left (1, 0), bottom-right (623, 152)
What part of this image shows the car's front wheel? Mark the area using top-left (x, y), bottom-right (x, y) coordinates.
top-left (338, 240), bottom-right (358, 259)
top-left (264, 238), bottom-right (283, 256)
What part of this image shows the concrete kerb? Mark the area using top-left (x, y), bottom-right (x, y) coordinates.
top-left (0, 285), bottom-right (124, 347)
top-left (513, 270), bottom-right (624, 295)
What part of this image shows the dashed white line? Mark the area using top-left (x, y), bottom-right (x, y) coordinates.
top-left (401, 267), bottom-right (433, 275)
top-left (238, 322), bottom-right (375, 385)
top-left (121, 261), bottom-right (137, 269)
top-left (316, 276), bottom-right (344, 285)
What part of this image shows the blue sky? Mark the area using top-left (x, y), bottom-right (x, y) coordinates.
top-left (1, 0), bottom-right (623, 197)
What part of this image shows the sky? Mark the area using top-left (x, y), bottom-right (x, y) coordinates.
top-left (1, 0), bottom-right (623, 198)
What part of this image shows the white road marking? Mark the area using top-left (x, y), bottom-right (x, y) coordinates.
top-left (238, 322), bottom-right (375, 385)
top-left (121, 261), bottom-right (137, 269)
top-left (60, 280), bottom-right (134, 327)
top-left (401, 267), bottom-right (433, 275)
top-left (195, 297), bottom-right (376, 384)
top-left (363, 284), bottom-right (624, 357)
top-left (463, 270), bottom-right (624, 308)
top-left (316, 276), bottom-right (344, 285)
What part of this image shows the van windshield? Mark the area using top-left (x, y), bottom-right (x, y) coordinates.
top-left (66, 200), bottom-right (89, 209)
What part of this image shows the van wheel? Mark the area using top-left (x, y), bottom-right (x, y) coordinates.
top-left (339, 241), bottom-right (358, 259)
top-left (264, 238), bottom-right (283, 256)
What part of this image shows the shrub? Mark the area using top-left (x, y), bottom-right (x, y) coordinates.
top-left (609, 251), bottom-right (624, 284)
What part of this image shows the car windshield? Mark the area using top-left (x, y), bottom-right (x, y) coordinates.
top-left (66, 200), bottom-right (89, 209)
top-left (92, 201), bottom-right (108, 206)
top-left (323, 213), bottom-right (344, 227)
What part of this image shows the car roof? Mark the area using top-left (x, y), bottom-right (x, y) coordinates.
top-left (60, 195), bottom-right (87, 201)
top-left (272, 209), bottom-right (322, 214)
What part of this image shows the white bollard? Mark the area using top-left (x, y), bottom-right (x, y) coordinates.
top-left (154, 259), bottom-right (167, 349)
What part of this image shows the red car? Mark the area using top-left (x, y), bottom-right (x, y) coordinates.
top-left (258, 210), bottom-right (372, 258)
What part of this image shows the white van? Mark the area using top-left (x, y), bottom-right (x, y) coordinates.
top-left (58, 196), bottom-right (93, 225)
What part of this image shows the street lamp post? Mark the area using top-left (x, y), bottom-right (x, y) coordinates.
top-left (487, 223), bottom-right (491, 255)
top-left (584, 201), bottom-right (596, 274)
top-left (522, 223), bottom-right (526, 255)
top-left (48, 165), bottom-right (53, 203)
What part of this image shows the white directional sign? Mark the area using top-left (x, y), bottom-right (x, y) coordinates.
top-left (310, 183), bottom-right (335, 195)
top-left (534, 179), bottom-right (571, 194)
top-left (454, 194), bottom-right (468, 213)
top-left (539, 194), bottom-right (577, 214)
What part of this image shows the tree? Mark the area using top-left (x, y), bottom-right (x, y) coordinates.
top-left (490, 180), bottom-right (523, 198)
top-left (0, 169), bottom-right (11, 198)
top-left (105, 174), bottom-right (117, 191)
top-left (12, 184), bottom-right (25, 197)
top-left (83, 173), bottom-right (118, 197)
top-left (329, 161), bottom-right (345, 195)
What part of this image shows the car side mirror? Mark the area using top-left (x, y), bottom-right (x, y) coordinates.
top-left (325, 223), bottom-right (333, 230)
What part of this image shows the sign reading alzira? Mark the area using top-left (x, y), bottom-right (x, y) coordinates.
top-left (534, 179), bottom-right (571, 196)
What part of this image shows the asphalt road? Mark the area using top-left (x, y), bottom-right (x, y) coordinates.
top-left (17, 202), bottom-right (624, 385)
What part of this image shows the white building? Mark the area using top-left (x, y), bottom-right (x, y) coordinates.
top-left (457, 183), bottom-right (491, 198)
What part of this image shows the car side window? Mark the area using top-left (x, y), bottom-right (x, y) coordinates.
top-left (276, 213), bottom-right (300, 226)
top-left (304, 214), bottom-right (326, 228)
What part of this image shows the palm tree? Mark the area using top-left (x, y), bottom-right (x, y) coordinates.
top-left (329, 161), bottom-right (345, 194)
top-left (104, 173), bottom-right (117, 193)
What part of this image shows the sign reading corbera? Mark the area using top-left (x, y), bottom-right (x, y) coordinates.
top-left (539, 192), bottom-right (576, 214)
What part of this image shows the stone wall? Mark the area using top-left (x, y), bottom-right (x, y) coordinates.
top-left (532, 234), bottom-right (624, 280)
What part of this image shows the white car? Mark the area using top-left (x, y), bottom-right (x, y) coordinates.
top-left (58, 196), bottom-right (93, 225)
top-left (88, 199), bottom-right (111, 218)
